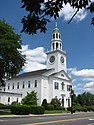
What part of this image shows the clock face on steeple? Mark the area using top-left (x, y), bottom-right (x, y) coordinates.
top-left (60, 56), bottom-right (64, 63)
top-left (49, 56), bottom-right (55, 63)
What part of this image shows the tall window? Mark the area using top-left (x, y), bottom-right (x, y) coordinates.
top-left (54, 82), bottom-right (59, 90)
top-left (53, 34), bottom-right (55, 39)
top-left (67, 85), bottom-right (72, 91)
top-left (28, 81), bottom-right (30, 88)
top-left (17, 98), bottom-right (18, 102)
top-left (12, 83), bottom-right (14, 89)
top-left (17, 82), bottom-right (19, 89)
top-left (22, 83), bottom-right (25, 89)
top-left (22, 81), bottom-right (25, 89)
top-left (8, 83), bottom-right (10, 90)
top-left (8, 97), bottom-right (10, 103)
top-left (4, 88), bottom-right (5, 91)
top-left (35, 80), bottom-right (37, 87)
top-left (56, 42), bottom-right (58, 50)
top-left (61, 82), bottom-right (64, 90)
top-left (56, 33), bottom-right (58, 38)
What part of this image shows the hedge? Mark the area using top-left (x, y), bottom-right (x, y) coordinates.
top-left (47, 104), bottom-right (54, 110)
top-left (0, 103), bottom-right (10, 109)
top-left (29, 105), bottom-right (45, 114)
top-left (10, 105), bottom-right (45, 115)
top-left (10, 105), bottom-right (30, 115)
top-left (67, 106), bottom-right (94, 113)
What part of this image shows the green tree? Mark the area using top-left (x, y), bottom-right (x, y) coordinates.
top-left (0, 20), bottom-right (25, 86)
top-left (71, 89), bottom-right (77, 106)
top-left (21, 91), bottom-right (38, 105)
top-left (77, 92), bottom-right (94, 106)
top-left (21, 0), bottom-right (94, 35)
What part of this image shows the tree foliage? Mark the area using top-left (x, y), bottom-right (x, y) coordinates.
top-left (72, 91), bottom-right (94, 106)
top-left (51, 97), bottom-right (61, 108)
top-left (21, 91), bottom-right (38, 105)
top-left (0, 20), bottom-right (25, 86)
top-left (21, 0), bottom-right (94, 35)
top-left (77, 92), bottom-right (94, 106)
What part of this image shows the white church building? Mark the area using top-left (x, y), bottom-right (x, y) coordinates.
top-left (0, 24), bottom-right (72, 108)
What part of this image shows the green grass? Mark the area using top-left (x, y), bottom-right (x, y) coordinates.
top-left (0, 109), bottom-right (12, 115)
top-left (45, 110), bottom-right (68, 114)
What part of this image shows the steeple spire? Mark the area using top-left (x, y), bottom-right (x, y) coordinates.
top-left (55, 20), bottom-right (57, 28)
top-left (51, 22), bottom-right (62, 51)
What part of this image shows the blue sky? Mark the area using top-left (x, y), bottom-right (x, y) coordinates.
top-left (0, 0), bottom-right (94, 94)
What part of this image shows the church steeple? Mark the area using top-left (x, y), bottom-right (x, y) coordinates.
top-left (46, 22), bottom-right (66, 72)
top-left (51, 22), bottom-right (62, 51)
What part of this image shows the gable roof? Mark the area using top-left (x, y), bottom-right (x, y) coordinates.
top-left (12, 69), bottom-right (53, 79)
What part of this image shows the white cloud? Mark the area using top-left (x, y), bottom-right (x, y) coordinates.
top-left (84, 82), bottom-right (94, 88)
top-left (68, 68), bottom-right (94, 93)
top-left (71, 68), bottom-right (94, 78)
top-left (22, 45), bottom-right (47, 72)
top-left (84, 82), bottom-right (94, 92)
top-left (59, 3), bottom-right (87, 22)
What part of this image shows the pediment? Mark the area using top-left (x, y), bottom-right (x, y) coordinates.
top-left (50, 70), bottom-right (72, 82)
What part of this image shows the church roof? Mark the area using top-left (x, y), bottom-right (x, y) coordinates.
top-left (13, 69), bottom-right (53, 78)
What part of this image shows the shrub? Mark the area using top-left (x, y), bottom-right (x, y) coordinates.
top-left (47, 104), bottom-right (54, 110)
top-left (10, 105), bottom-right (45, 115)
top-left (55, 106), bottom-right (65, 110)
top-left (30, 105), bottom-right (45, 114)
top-left (51, 98), bottom-right (61, 109)
top-left (0, 104), bottom-right (10, 109)
top-left (10, 105), bottom-right (30, 115)
top-left (41, 99), bottom-right (48, 110)
top-left (11, 101), bottom-right (19, 105)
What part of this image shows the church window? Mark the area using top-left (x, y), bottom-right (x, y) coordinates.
top-left (8, 97), bottom-right (10, 103)
top-left (17, 98), bottom-right (18, 102)
top-left (53, 34), bottom-right (55, 39)
top-left (61, 82), bottom-right (64, 90)
top-left (59, 34), bottom-right (60, 38)
top-left (60, 43), bottom-right (61, 49)
top-left (8, 83), bottom-right (10, 90)
top-left (68, 98), bottom-right (70, 107)
top-left (17, 82), bottom-right (19, 89)
top-left (61, 74), bottom-right (64, 77)
top-left (35, 80), bottom-right (37, 87)
top-left (12, 83), bottom-right (14, 89)
top-left (53, 43), bottom-right (54, 50)
top-left (56, 43), bottom-right (58, 50)
top-left (67, 85), bottom-right (72, 91)
top-left (54, 82), bottom-right (59, 90)
top-left (56, 33), bottom-right (58, 38)
top-left (22, 83), bottom-right (25, 89)
top-left (28, 81), bottom-right (30, 88)
top-left (4, 88), bottom-right (5, 91)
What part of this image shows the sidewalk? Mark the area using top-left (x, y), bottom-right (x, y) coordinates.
top-left (0, 112), bottom-right (92, 118)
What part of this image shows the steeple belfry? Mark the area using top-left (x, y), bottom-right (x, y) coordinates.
top-left (51, 22), bottom-right (62, 51)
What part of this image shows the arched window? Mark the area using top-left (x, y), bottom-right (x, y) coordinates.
top-left (8, 97), bottom-right (10, 103)
top-left (53, 34), bottom-right (55, 39)
top-left (56, 43), bottom-right (58, 50)
top-left (60, 43), bottom-right (61, 49)
top-left (53, 43), bottom-right (54, 50)
top-left (56, 33), bottom-right (58, 38)
top-left (59, 34), bottom-right (60, 38)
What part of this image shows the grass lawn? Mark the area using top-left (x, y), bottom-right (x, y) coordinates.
top-left (45, 110), bottom-right (69, 114)
top-left (0, 109), bottom-right (69, 115)
top-left (0, 109), bottom-right (12, 115)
